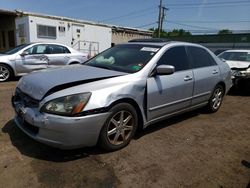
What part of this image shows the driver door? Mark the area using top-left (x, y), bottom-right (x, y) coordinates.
top-left (147, 46), bottom-right (194, 121)
top-left (15, 44), bottom-right (49, 74)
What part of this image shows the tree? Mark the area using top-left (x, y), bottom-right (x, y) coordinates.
top-left (167, 29), bottom-right (191, 37)
top-left (148, 28), bottom-right (191, 37)
top-left (218, 29), bottom-right (232, 35)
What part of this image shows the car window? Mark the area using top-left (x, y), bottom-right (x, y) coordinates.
top-left (48, 45), bottom-right (71, 54)
top-left (25, 44), bottom-right (47, 54)
top-left (187, 46), bottom-right (217, 68)
top-left (3, 44), bottom-right (30, 55)
top-left (157, 46), bottom-right (190, 71)
top-left (218, 52), bottom-right (250, 62)
top-left (85, 44), bottom-right (160, 73)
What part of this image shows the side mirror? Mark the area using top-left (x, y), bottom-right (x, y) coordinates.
top-left (20, 51), bottom-right (29, 56)
top-left (156, 65), bottom-right (175, 75)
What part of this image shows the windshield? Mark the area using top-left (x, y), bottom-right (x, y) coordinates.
top-left (218, 52), bottom-right (250, 62)
top-left (84, 44), bottom-right (160, 73)
top-left (2, 44), bottom-right (30, 55)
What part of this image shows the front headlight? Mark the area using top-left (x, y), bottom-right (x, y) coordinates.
top-left (41, 93), bottom-right (91, 116)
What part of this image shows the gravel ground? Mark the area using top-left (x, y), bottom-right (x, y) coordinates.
top-left (0, 81), bottom-right (249, 188)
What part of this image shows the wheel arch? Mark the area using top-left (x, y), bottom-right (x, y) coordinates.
top-left (107, 98), bottom-right (144, 132)
top-left (0, 63), bottom-right (15, 78)
top-left (69, 61), bottom-right (80, 65)
top-left (216, 81), bottom-right (226, 94)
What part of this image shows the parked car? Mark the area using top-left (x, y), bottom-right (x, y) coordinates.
top-left (0, 43), bottom-right (88, 82)
top-left (12, 40), bottom-right (232, 151)
top-left (213, 49), bottom-right (228, 56)
top-left (218, 49), bottom-right (250, 87)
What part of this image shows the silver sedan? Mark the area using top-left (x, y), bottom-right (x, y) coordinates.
top-left (12, 40), bottom-right (232, 151)
top-left (0, 43), bottom-right (87, 82)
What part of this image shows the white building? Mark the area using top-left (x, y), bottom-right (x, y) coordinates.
top-left (0, 9), bottom-right (153, 55)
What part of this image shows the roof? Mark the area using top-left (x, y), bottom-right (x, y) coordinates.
top-left (223, 49), bottom-right (250, 53)
top-left (0, 8), bottom-right (152, 35)
top-left (129, 38), bottom-right (172, 43)
top-left (13, 9), bottom-right (152, 35)
top-left (0, 9), bottom-right (17, 16)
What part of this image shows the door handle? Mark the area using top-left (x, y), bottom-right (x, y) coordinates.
top-left (184, 75), bottom-right (193, 81)
top-left (212, 70), bottom-right (219, 75)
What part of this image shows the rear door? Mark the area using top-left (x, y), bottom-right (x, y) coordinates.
top-left (147, 46), bottom-right (194, 121)
top-left (15, 44), bottom-right (48, 74)
top-left (186, 46), bottom-right (220, 105)
top-left (46, 44), bottom-right (71, 67)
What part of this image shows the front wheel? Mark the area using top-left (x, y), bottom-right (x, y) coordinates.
top-left (99, 103), bottom-right (138, 151)
top-left (206, 85), bottom-right (224, 113)
top-left (0, 64), bottom-right (13, 82)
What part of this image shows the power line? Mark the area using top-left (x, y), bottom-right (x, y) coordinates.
top-left (166, 21), bottom-right (218, 30)
top-left (167, 0), bottom-right (250, 7)
top-left (135, 22), bottom-right (157, 28)
top-left (108, 10), bottom-right (157, 23)
top-left (99, 7), bottom-right (156, 22)
top-left (168, 20), bottom-right (250, 23)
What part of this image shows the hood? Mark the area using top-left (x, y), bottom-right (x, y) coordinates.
top-left (17, 65), bottom-right (127, 100)
top-left (226, 60), bottom-right (250, 69)
top-left (0, 54), bottom-right (12, 59)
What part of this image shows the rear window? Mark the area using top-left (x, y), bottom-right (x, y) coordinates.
top-left (218, 52), bottom-right (250, 62)
top-left (187, 46), bottom-right (217, 68)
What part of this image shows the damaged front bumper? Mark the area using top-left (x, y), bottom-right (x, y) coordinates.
top-left (231, 68), bottom-right (250, 84)
top-left (12, 97), bottom-right (109, 149)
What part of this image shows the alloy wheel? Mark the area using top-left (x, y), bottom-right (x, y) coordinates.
top-left (107, 110), bottom-right (135, 145)
top-left (211, 88), bottom-right (223, 110)
top-left (0, 65), bottom-right (10, 81)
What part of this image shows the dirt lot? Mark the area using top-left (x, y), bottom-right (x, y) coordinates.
top-left (0, 81), bottom-right (249, 188)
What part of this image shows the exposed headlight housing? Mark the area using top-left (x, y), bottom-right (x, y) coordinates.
top-left (41, 93), bottom-right (91, 116)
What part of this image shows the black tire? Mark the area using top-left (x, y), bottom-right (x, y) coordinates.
top-left (0, 64), bottom-right (13, 82)
top-left (206, 85), bottom-right (225, 113)
top-left (99, 103), bottom-right (138, 151)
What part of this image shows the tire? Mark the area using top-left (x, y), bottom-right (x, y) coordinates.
top-left (206, 85), bottom-right (225, 113)
top-left (0, 64), bottom-right (13, 82)
top-left (99, 103), bottom-right (138, 151)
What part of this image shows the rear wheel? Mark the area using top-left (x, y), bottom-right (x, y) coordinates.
top-left (0, 64), bottom-right (13, 82)
top-left (99, 103), bottom-right (138, 151)
top-left (206, 85), bottom-right (224, 113)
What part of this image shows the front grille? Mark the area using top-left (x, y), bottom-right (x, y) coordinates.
top-left (17, 116), bottom-right (39, 135)
top-left (13, 89), bottom-right (39, 108)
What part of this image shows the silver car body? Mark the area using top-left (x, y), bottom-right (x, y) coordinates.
top-left (12, 41), bottom-right (232, 149)
top-left (0, 42), bottom-right (87, 77)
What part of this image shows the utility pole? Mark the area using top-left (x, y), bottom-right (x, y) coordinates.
top-left (157, 0), bottom-right (163, 37)
top-left (157, 0), bottom-right (168, 38)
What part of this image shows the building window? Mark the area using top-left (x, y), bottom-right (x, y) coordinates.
top-left (18, 24), bottom-right (25, 37)
top-left (37, 24), bottom-right (56, 39)
top-left (58, 26), bottom-right (66, 32)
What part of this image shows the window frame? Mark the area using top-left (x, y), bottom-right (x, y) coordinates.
top-left (37, 24), bottom-right (57, 39)
top-left (25, 44), bottom-right (48, 55)
top-left (48, 44), bottom-right (71, 54)
top-left (186, 46), bottom-right (217, 69)
top-left (157, 45), bottom-right (191, 72)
